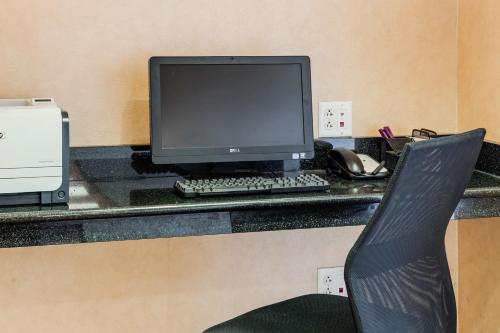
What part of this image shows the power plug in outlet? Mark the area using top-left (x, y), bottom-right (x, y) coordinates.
top-left (319, 101), bottom-right (353, 138)
top-left (318, 267), bottom-right (348, 297)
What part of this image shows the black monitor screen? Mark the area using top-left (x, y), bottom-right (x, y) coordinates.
top-left (159, 64), bottom-right (305, 149)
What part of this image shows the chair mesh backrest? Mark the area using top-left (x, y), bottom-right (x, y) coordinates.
top-left (345, 129), bottom-right (485, 333)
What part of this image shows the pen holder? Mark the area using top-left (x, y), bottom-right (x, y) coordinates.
top-left (384, 137), bottom-right (412, 155)
top-left (382, 137), bottom-right (412, 171)
top-left (381, 130), bottom-right (436, 171)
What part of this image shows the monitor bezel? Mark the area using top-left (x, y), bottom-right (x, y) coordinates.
top-left (149, 56), bottom-right (314, 164)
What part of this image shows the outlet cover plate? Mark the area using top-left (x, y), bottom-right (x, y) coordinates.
top-left (319, 101), bottom-right (353, 137)
top-left (318, 266), bottom-right (348, 297)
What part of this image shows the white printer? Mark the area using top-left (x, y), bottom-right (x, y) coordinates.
top-left (0, 98), bottom-right (69, 205)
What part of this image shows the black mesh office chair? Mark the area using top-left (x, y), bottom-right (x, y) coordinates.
top-left (204, 129), bottom-right (485, 333)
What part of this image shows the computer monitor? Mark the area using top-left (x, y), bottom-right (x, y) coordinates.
top-left (149, 56), bottom-right (314, 164)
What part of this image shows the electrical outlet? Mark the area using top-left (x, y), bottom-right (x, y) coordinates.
top-left (318, 101), bottom-right (353, 137)
top-left (318, 267), bottom-right (348, 297)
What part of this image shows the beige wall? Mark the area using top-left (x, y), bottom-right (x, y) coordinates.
top-left (0, 0), bottom-right (458, 146)
top-left (0, 225), bottom-right (459, 333)
top-left (459, 218), bottom-right (500, 333)
top-left (1, 0), bottom-right (497, 332)
top-left (457, 2), bottom-right (500, 326)
top-left (458, 0), bottom-right (500, 143)
top-left (457, 2), bottom-right (500, 327)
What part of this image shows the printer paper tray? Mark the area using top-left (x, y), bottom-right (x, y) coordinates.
top-left (0, 167), bottom-right (62, 194)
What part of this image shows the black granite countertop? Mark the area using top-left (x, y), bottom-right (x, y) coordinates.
top-left (1, 169), bottom-right (498, 224)
top-left (0, 138), bottom-right (498, 248)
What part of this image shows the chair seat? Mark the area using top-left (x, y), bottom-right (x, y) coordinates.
top-left (204, 294), bottom-right (356, 333)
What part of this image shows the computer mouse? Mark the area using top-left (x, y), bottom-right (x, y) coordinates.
top-left (328, 148), bottom-right (365, 176)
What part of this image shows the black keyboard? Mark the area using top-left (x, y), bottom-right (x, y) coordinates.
top-left (175, 174), bottom-right (330, 198)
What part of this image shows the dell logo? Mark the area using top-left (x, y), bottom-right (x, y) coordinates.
top-left (229, 148), bottom-right (240, 153)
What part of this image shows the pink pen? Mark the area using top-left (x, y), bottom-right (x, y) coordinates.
top-left (383, 126), bottom-right (395, 138)
top-left (378, 128), bottom-right (389, 139)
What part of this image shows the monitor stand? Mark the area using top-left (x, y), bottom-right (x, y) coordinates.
top-left (131, 151), bottom-right (302, 179)
top-left (169, 160), bottom-right (301, 179)
top-left (282, 160), bottom-right (301, 177)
